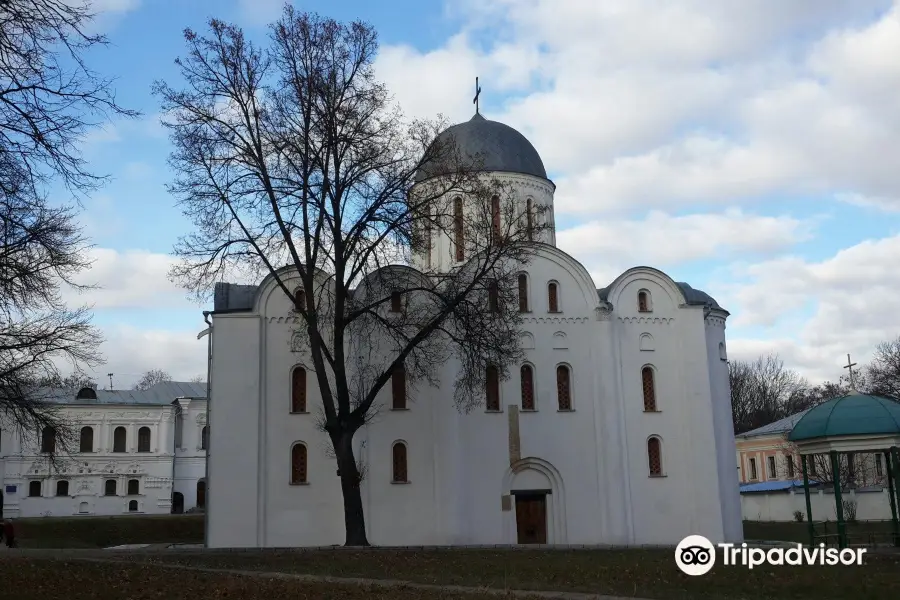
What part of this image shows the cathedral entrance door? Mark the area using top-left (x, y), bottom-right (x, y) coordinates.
top-left (514, 492), bottom-right (547, 544)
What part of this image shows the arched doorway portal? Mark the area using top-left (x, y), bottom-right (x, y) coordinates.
top-left (502, 457), bottom-right (567, 545)
top-left (171, 492), bottom-right (184, 514)
top-left (196, 479), bottom-right (206, 509)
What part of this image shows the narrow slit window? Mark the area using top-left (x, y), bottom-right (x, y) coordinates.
top-left (518, 274), bottom-right (528, 312)
top-left (648, 437), bottom-right (663, 476)
top-left (491, 195), bottom-right (501, 243)
top-left (486, 365), bottom-right (500, 411)
top-left (548, 282), bottom-right (559, 312)
top-left (392, 364), bottom-right (407, 410)
top-left (520, 365), bottom-right (535, 410)
top-left (454, 197), bottom-right (464, 261)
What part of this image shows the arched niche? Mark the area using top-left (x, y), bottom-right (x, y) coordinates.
top-left (552, 331), bottom-right (567, 349)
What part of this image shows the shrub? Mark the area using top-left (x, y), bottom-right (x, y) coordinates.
top-left (793, 510), bottom-right (805, 522)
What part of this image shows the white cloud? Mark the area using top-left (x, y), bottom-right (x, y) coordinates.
top-left (89, 0), bottom-right (141, 13)
top-left (64, 248), bottom-right (194, 311)
top-left (236, 0), bottom-right (284, 27)
top-left (84, 324), bottom-right (208, 389)
top-left (723, 235), bottom-right (900, 382)
top-left (377, 0), bottom-right (900, 216)
top-left (557, 209), bottom-right (818, 276)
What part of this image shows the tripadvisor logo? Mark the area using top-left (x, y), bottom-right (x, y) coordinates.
top-left (675, 535), bottom-right (867, 576)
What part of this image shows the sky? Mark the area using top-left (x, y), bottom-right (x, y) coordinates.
top-left (56, 0), bottom-right (900, 388)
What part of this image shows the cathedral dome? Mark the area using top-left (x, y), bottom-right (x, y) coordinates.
top-left (415, 113), bottom-right (548, 182)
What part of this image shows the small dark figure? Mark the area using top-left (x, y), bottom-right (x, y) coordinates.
top-left (3, 520), bottom-right (16, 548)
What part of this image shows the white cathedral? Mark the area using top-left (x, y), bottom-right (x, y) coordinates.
top-left (206, 111), bottom-right (743, 547)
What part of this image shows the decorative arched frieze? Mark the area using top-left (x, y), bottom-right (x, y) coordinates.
top-left (617, 317), bottom-right (675, 325)
top-left (521, 316), bottom-right (590, 325)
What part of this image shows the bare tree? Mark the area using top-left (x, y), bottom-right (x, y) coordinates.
top-left (730, 354), bottom-right (811, 434)
top-left (865, 336), bottom-right (900, 398)
top-left (780, 444), bottom-right (882, 491)
top-left (133, 369), bottom-right (172, 390)
top-left (0, 1), bottom-right (137, 449)
top-left (37, 372), bottom-right (97, 391)
top-left (189, 374), bottom-right (205, 384)
top-left (156, 9), bottom-right (548, 545)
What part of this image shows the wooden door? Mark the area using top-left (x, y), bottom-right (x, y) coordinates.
top-left (515, 494), bottom-right (547, 544)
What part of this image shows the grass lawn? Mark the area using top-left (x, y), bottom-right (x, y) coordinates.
top-left (11, 514), bottom-right (204, 548)
top-left (0, 558), bottom-right (519, 600)
top-left (115, 548), bottom-right (900, 600)
top-left (10, 514), bottom-right (895, 549)
top-left (744, 520), bottom-right (897, 544)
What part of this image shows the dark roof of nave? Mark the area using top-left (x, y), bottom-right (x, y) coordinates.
top-left (213, 282), bottom-right (257, 311)
top-left (414, 113), bottom-right (549, 182)
top-left (596, 282), bottom-right (721, 309)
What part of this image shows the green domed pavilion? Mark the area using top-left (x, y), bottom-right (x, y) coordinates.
top-left (788, 392), bottom-right (900, 548)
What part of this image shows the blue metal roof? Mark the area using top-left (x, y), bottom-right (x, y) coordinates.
top-left (740, 479), bottom-right (820, 493)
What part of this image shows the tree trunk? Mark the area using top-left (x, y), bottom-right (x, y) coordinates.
top-left (334, 430), bottom-right (369, 546)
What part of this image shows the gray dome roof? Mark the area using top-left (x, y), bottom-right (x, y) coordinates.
top-left (415, 113), bottom-right (548, 182)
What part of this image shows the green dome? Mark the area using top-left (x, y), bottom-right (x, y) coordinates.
top-left (788, 393), bottom-right (900, 442)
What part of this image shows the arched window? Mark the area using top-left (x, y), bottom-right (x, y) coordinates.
top-left (104, 479), bottom-right (117, 496)
top-left (291, 443), bottom-right (308, 484)
top-left (29, 481), bottom-right (41, 497)
top-left (201, 425), bottom-right (209, 450)
top-left (648, 437), bottom-right (663, 476)
top-left (642, 366), bottom-right (657, 411)
top-left (547, 282), bottom-right (559, 312)
top-left (41, 426), bottom-right (55, 453)
top-left (128, 500), bottom-right (138, 512)
top-left (197, 479), bottom-right (206, 508)
top-left (520, 364), bottom-right (535, 411)
top-left (556, 365), bottom-right (572, 410)
top-left (291, 367), bottom-right (307, 413)
top-left (488, 280), bottom-right (499, 313)
top-left (638, 290), bottom-right (651, 312)
top-left (391, 364), bottom-right (407, 410)
top-left (113, 426), bottom-right (127, 452)
top-left (390, 291), bottom-right (403, 312)
top-left (127, 479), bottom-right (139, 495)
top-left (392, 442), bottom-right (408, 483)
top-left (56, 480), bottom-right (69, 496)
top-left (491, 195), bottom-right (501, 243)
top-left (454, 196), bottom-right (464, 261)
top-left (79, 426), bottom-right (93, 453)
top-left (423, 207), bottom-right (432, 269)
top-left (485, 365), bottom-right (500, 411)
top-left (719, 342), bottom-right (727, 361)
top-left (137, 427), bottom-right (151, 452)
top-left (518, 274), bottom-right (529, 312)
top-left (525, 198), bottom-right (534, 241)
top-left (294, 287), bottom-right (306, 311)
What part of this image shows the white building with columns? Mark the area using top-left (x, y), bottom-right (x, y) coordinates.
top-left (0, 381), bottom-right (207, 519)
top-left (206, 111), bottom-right (743, 548)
